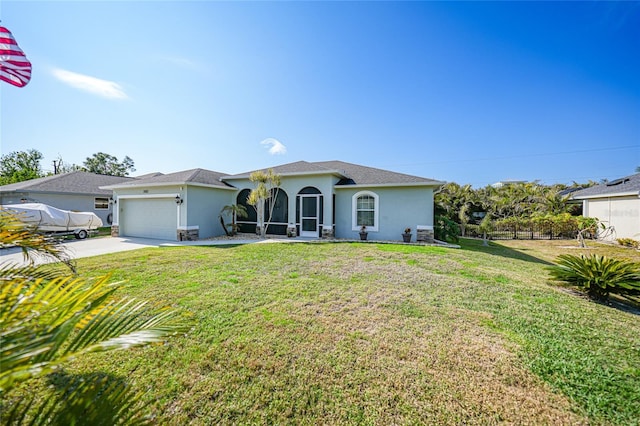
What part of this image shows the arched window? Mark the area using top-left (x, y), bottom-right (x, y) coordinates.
top-left (265, 189), bottom-right (288, 235)
top-left (236, 188), bottom-right (256, 233)
top-left (352, 191), bottom-right (379, 231)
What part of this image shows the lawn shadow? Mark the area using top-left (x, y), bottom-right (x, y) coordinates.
top-left (41, 369), bottom-right (144, 423)
top-left (190, 243), bottom-right (245, 250)
top-left (457, 237), bottom-right (554, 266)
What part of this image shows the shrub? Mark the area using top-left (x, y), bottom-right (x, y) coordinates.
top-left (617, 238), bottom-right (640, 249)
top-left (434, 214), bottom-right (459, 243)
top-left (548, 254), bottom-right (640, 302)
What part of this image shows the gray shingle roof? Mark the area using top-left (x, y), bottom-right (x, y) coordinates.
top-left (224, 160), bottom-right (444, 186)
top-left (0, 172), bottom-right (134, 196)
top-left (103, 168), bottom-right (232, 189)
top-left (225, 161), bottom-right (334, 177)
top-left (315, 161), bottom-right (443, 186)
top-left (571, 173), bottom-right (640, 199)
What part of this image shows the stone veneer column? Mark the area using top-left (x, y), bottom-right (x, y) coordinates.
top-left (416, 225), bottom-right (434, 243)
top-left (111, 225), bottom-right (119, 237)
top-left (321, 225), bottom-right (334, 239)
top-left (177, 227), bottom-right (199, 241)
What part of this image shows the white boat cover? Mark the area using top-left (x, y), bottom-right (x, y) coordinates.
top-left (2, 203), bottom-right (103, 231)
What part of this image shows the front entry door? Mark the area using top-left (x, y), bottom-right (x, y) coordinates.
top-left (300, 195), bottom-right (319, 238)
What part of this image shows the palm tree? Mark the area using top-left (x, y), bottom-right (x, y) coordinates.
top-left (540, 190), bottom-right (572, 215)
top-left (220, 204), bottom-right (248, 236)
top-left (1, 209), bottom-right (190, 424)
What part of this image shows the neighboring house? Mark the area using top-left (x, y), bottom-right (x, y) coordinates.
top-left (103, 161), bottom-right (445, 242)
top-left (570, 173), bottom-right (640, 241)
top-left (0, 171), bottom-right (134, 225)
top-left (491, 179), bottom-right (527, 188)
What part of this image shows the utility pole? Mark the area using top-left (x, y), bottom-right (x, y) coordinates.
top-left (52, 160), bottom-right (58, 174)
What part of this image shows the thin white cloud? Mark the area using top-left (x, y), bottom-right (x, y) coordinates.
top-left (261, 138), bottom-right (287, 155)
top-left (51, 68), bottom-right (128, 100)
top-left (155, 55), bottom-right (201, 71)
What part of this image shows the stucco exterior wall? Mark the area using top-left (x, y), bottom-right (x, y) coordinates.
top-left (186, 186), bottom-right (234, 239)
top-left (584, 196), bottom-right (640, 240)
top-left (334, 186), bottom-right (434, 242)
top-left (0, 191), bottom-right (114, 226)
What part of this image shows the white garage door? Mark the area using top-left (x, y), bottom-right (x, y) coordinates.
top-left (120, 198), bottom-right (177, 240)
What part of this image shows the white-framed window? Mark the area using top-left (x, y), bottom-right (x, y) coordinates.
top-left (94, 197), bottom-right (109, 210)
top-left (352, 191), bottom-right (379, 231)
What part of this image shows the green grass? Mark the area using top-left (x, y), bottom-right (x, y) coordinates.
top-left (4, 239), bottom-right (639, 424)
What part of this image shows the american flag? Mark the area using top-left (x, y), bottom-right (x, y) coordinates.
top-left (0, 25), bottom-right (32, 87)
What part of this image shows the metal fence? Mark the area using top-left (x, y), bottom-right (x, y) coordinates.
top-left (463, 223), bottom-right (593, 240)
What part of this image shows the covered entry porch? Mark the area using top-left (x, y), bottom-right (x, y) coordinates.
top-left (235, 185), bottom-right (334, 238)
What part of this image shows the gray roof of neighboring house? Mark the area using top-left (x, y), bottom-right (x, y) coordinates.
top-left (102, 168), bottom-right (232, 189)
top-left (0, 171), bottom-right (134, 196)
top-left (571, 173), bottom-right (640, 199)
top-left (224, 160), bottom-right (444, 186)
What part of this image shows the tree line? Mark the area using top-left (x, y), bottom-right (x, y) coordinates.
top-left (0, 149), bottom-right (135, 185)
top-left (434, 181), bottom-right (596, 242)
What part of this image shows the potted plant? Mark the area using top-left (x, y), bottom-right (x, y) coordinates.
top-left (402, 227), bottom-right (412, 243)
top-left (359, 224), bottom-right (368, 241)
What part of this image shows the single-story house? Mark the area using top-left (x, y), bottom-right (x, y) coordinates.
top-left (102, 160), bottom-right (445, 242)
top-left (570, 173), bottom-right (640, 241)
top-left (0, 171), bottom-right (135, 225)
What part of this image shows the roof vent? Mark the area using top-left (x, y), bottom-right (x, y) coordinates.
top-left (606, 178), bottom-right (629, 186)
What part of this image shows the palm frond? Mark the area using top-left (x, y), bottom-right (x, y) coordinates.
top-left (2, 373), bottom-right (150, 425)
top-left (1, 273), bottom-right (190, 393)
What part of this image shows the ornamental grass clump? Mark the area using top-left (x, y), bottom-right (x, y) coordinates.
top-left (548, 254), bottom-right (640, 302)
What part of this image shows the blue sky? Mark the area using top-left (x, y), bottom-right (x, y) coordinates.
top-left (1, 1), bottom-right (638, 187)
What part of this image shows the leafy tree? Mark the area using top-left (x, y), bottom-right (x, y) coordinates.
top-left (247, 169), bottom-right (281, 238)
top-left (0, 149), bottom-right (44, 185)
top-left (83, 152), bottom-right (135, 177)
top-left (51, 155), bottom-right (83, 175)
top-left (435, 182), bottom-right (482, 237)
top-left (539, 189), bottom-right (573, 215)
top-left (548, 254), bottom-right (640, 302)
top-left (0, 209), bottom-right (190, 424)
top-left (478, 214), bottom-right (493, 246)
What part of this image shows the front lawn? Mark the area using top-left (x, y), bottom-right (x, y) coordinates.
top-left (4, 239), bottom-right (639, 424)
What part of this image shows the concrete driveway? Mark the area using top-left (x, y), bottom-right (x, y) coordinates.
top-left (0, 236), bottom-right (271, 267)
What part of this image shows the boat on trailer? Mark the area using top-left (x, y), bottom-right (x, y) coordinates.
top-left (2, 203), bottom-right (103, 239)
